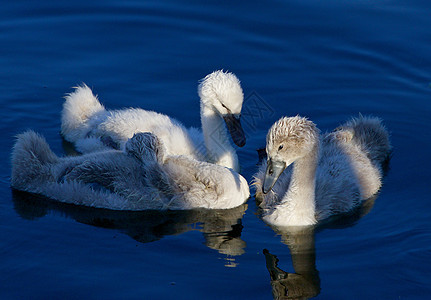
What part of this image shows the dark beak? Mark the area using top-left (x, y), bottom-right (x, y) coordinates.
top-left (263, 158), bottom-right (286, 194)
top-left (223, 114), bottom-right (246, 147)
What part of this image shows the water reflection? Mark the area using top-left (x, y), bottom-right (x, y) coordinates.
top-left (12, 190), bottom-right (247, 263)
top-left (264, 227), bottom-right (320, 300)
top-left (263, 196), bottom-right (376, 299)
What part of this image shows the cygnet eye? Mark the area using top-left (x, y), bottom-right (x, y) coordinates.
top-left (278, 144), bottom-right (284, 151)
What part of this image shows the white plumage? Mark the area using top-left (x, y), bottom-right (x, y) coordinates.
top-left (253, 115), bottom-right (391, 227)
top-left (61, 70), bottom-right (246, 172)
top-left (11, 131), bottom-right (250, 210)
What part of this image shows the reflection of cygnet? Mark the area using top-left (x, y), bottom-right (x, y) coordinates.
top-left (61, 70), bottom-right (246, 172)
top-left (205, 233), bottom-right (247, 257)
top-left (202, 204), bottom-right (248, 257)
top-left (254, 115), bottom-right (391, 226)
top-left (263, 227), bottom-right (320, 299)
top-left (12, 190), bottom-right (249, 260)
top-left (11, 131), bottom-right (249, 210)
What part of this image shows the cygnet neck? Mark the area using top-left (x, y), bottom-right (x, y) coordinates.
top-left (200, 103), bottom-right (239, 172)
top-left (282, 141), bottom-right (320, 225)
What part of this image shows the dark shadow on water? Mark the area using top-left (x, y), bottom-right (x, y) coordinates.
top-left (11, 189), bottom-right (247, 260)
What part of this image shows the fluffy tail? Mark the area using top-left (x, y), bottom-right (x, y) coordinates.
top-left (11, 131), bottom-right (59, 190)
top-left (339, 115), bottom-right (392, 169)
top-left (61, 84), bottom-right (106, 142)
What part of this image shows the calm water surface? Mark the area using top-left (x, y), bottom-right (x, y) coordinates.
top-left (1, 0), bottom-right (430, 299)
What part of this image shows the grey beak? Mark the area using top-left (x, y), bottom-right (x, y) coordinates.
top-left (263, 159), bottom-right (286, 194)
top-left (223, 114), bottom-right (246, 147)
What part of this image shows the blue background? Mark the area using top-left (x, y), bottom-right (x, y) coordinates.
top-left (1, 0), bottom-right (430, 298)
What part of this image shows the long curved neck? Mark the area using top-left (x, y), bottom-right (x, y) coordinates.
top-left (282, 142), bottom-right (319, 225)
top-left (200, 104), bottom-right (239, 172)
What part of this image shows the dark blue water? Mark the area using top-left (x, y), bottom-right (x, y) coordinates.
top-left (1, 1), bottom-right (430, 299)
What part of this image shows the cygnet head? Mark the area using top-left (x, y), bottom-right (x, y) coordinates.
top-left (125, 132), bottom-right (165, 163)
top-left (198, 70), bottom-right (246, 147)
top-left (263, 116), bottom-right (320, 194)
